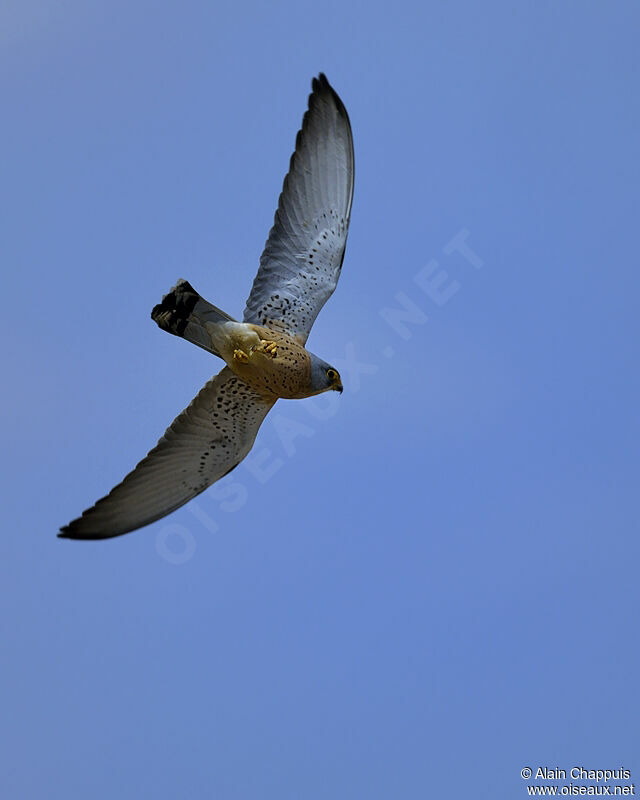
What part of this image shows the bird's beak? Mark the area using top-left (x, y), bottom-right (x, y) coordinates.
top-left (334, 381), bottom-right (343, 394)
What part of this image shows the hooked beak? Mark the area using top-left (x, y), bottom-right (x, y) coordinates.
top-left (334, 380), bottom-right (343, 394)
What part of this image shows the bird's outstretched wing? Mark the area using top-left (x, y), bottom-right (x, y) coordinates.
top-left (59, 369), bottom-right (275, 540)
top-left (243, 73), bottom-right (354, 344)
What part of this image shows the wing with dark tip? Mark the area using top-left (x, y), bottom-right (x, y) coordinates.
top-left (59, 368), bottom-right (275, 540)
top-left (243, 73), bottom-right (354, 344)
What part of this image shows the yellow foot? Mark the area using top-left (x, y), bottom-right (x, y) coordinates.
top-left (233, 349), bottom-right (249, 363)
top-left (255, 340), bottom-right (278, 358)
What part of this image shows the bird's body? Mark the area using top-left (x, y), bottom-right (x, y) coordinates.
top-left (153, 281), bottom-right (341, 400)
top-left (188, 317), bottom-right (316, 400)
top-left (61, 73), bottom-right (354, 540)
top-left (221, 324), bottom-right (317, 400)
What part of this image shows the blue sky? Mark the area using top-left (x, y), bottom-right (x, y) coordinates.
top-left (3, 1), bottom-right (639, 797)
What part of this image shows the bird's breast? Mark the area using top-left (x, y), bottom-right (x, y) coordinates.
top-left (229, 327), bottom-right (312, 400)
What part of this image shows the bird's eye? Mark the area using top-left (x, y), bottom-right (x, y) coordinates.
top-left (326, 369), bottom-right (338, 381)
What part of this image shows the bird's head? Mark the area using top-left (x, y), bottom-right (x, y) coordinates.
top-left (309, 355), bottom-right (343, 395)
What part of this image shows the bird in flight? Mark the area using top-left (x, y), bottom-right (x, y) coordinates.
top-left (60, 73), bottom-right (354, 540)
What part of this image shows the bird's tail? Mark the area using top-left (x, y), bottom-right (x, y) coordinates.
top-left (151, 279), bottom-right (235, 357)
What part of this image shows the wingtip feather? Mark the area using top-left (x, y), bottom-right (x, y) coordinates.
top-left (58, 521), bottom-right (87, 539)
top-left (58, 523), bottom-right (89, 540)
top-left (309, 72), bottom-right (350, 126)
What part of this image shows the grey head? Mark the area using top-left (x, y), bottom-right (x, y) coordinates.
top-left (308, 353), bottom-right (343, 395)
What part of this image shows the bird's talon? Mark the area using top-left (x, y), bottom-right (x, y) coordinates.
top-left (233, 349), bottom-right (249, 363)
top-left (257, 340), bottom-right (278, 358)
